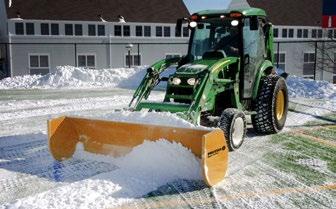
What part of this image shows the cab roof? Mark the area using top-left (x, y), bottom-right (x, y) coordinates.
top-left (195, 7), bottom-right (266, 17)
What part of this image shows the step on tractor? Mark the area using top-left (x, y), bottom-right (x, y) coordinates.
top-left (48, 7), bottom-right (288, 186)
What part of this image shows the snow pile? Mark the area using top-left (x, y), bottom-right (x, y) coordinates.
top-left (104, 110), bottom-right (199, 129)
top-left (286, 76), bottom-right (336, 100)
top-left (7, 140), bottom-right (201, 209)
top-left (1, 66), bottom-right (335, 100)
top-left (0, 74), bottom-right (42, 89)
top-left (0, 66), bottom-right (146, 89)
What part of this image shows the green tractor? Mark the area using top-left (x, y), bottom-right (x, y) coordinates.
top-left (129, 7), bottom-right (289, 151)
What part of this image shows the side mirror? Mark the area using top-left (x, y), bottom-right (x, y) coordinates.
top-left (244, 54), bottom-right (250, 65)
top-left (263, 22), bottom-right (271, 35)
top-left (176, 18), bottom-right (183, 35)
top-left (250, 16), bottom-right (259, 31)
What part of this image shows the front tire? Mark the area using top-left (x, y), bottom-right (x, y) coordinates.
top-left (252, 75), bottom-right (288, 134)
top-left (219, 108), bottom-right (246, 151)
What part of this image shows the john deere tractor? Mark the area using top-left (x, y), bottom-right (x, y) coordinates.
top-left (47, 7), bottom-right (289, 186)
top-left (129, 7), bottom-right (288, 151)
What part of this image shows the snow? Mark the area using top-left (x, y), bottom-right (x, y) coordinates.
top-left (286, 76), bottom-right (336, 100)
top-left (104, 110), bottom-right (199, 128)
top-left (5, 140), bottom-right (201, 209)
top-left (297, 158), bottom-right (328, 172)
top-left (1, 66), bottom-right (335, 101)
top-left (1, 66), bottom-right (336, 208)
top-left (0, 66), bottom-right (146, 89)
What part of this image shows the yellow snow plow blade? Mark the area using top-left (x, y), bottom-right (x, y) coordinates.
top-left (48, 116), bottom-right (229, 186)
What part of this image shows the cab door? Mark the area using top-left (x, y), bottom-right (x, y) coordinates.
top-left (242, 17), bottom-right (266, 98)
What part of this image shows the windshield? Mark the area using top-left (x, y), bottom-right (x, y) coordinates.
top-left (189, 18), bottom-right (240, 60)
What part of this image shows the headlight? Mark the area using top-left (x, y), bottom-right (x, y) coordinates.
top-left (187, 78), bottom-right (197, 85)
top-left (189, 21), bottom-right (197, 28)
top-left (231, 20), bottom-right (239, 26)
top-left (172, 77), bottom-right (181, 85)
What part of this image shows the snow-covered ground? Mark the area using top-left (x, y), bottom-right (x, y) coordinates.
top-left (0, 67), bottom-right (335, 208)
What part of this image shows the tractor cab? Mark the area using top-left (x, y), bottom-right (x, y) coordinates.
top-left (173, 8), bottom-right (273, 99)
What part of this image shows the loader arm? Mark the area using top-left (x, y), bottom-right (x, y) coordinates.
top-left (129, 57), bottom-right (181, 108)
top-left (186, 58), bottom-right (240, 124)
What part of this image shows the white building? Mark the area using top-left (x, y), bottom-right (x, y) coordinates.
top-left (0, 0), bottom-right (190, 77)
top-left (1, 0), bottom-right (335, 83)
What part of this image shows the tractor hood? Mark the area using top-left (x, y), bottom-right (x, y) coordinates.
top-left (175, 58), bottom-right (234, 76)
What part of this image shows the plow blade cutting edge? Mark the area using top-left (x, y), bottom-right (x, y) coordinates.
top-left (48, 116), bottom-right (229, 186)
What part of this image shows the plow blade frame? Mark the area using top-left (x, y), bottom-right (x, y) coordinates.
top-left (48, 116), bottom-right (228, 186)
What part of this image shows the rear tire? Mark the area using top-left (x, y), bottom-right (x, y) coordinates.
top-left (219, 108), bottom-right (246, 151)
top-left (252, 75), bottom-right (288, 134)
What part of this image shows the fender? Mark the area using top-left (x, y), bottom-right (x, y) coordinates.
top-left (252, 60), bottom-right (274, 100)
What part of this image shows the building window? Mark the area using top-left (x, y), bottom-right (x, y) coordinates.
top-left (156, 26), bottom-right (163, 37)
top-left (303, 29), bottom-right (308, 38)
top-left (78, 54), bottom-right (95, 68)
top-left (282, 29), bottom-right (287, 38)
top-left (51, 24), bottom-right (59, 35)
top-left (88, 24), bottom-right (96, 36)
top-left (114, 25), bottom-right (121, 36)
top-left (65, 24), bottom-right (73, 35)
top-left (41, 23), bottom-right (49, 35)
top-left (334, 29), bottom-right (336, 39)
top-left (297, 29), bottom-right (302, 38)
top-left (166, 54), bottom-right (181, 59)
top-left (15, 22), bottom-right (24, 35)
top-left (183, 27), bottom-right (189, 37)
top-left (274, 52), bottom-right (286, 71)
top-left (29, 54), bottom-right (49, 75)
top-left (164, 26), bottom-right (171, 37)
top-left (312, 29), bottom-right (317, 38)
top-left (26, 23), bottom-right (35, 35)
top-left (327, 29), bottom-right (332, 39)
top-left (303, 52), bottom-right (315, 79)
top-left (98, 25), bottom-right (105, 36)
top-left (288, 29), bottom-right (294, 38)
top-left (136, 26), bottom-right (143, 37)
top-left (144, 26), bottom-right (151, 37)
top-left (75, 24), bottom-right (83, 36)
top-left (273, 28), bottom-right (278, 38)
top-left (123, 25), bottom-right (130, 36)
top-left (318, 29), bottom-right (323, 38)
top-left (125, 54), bottom-right (141, 67)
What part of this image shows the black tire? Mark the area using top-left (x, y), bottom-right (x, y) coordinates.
top-left (252, 75), bottom-right (288, 134)
top-left (219, 108), bottom-right (247, 151)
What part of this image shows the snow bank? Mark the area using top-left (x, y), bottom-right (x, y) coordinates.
top-left (1, 66), bottom-right (335, 100)
top-left (286, 76), bottom-right (336, 100)
top-left (0, 74), bottom-right (42, 89)
top-left (0, 66), bottom-right (146, 89)
top-left (7, 139), bottom-right (201, 209)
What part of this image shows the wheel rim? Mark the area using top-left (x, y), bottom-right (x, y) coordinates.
top-left (275, 90), bottom-right (285, 121)
top-left (232, 117), bottom-right (244, 147)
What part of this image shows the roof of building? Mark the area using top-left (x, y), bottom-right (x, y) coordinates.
top-left (246, 0), bottom-right (322, 26)
top-left (6, 0), bottom-right (190, 23)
